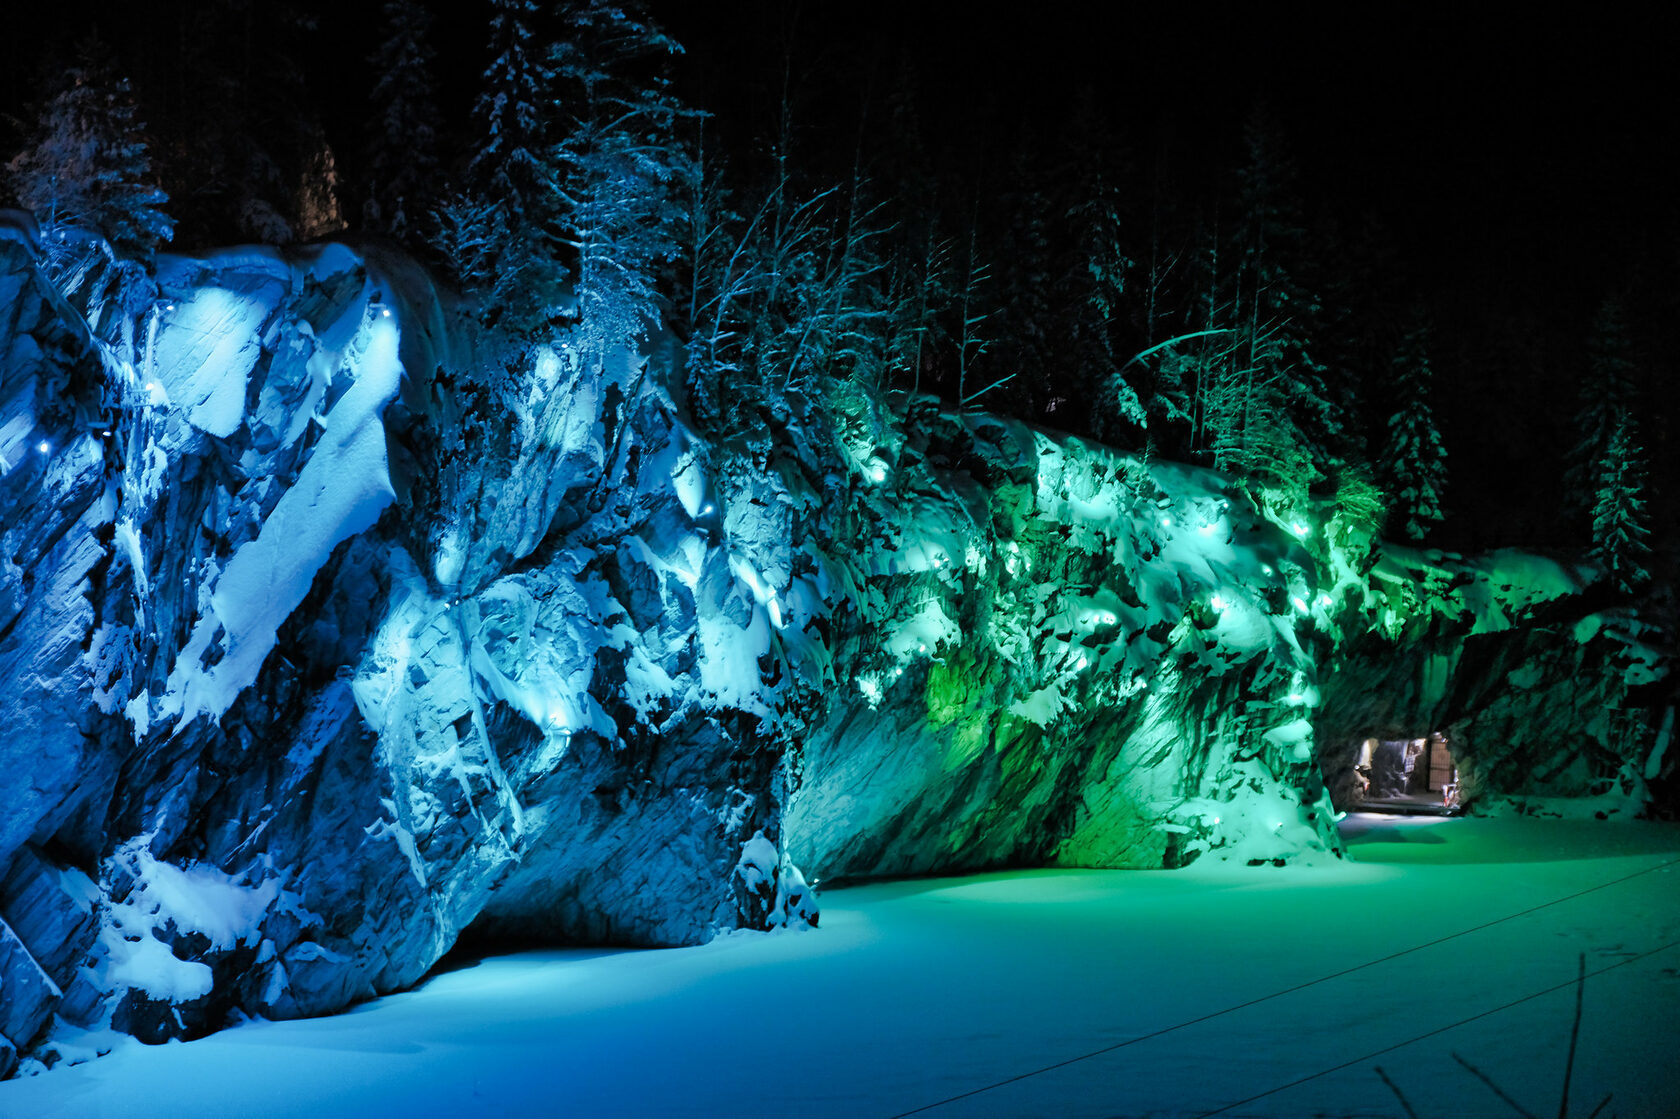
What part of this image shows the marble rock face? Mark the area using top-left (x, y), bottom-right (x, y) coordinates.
top-left (0, 228), bottom-right (1664, 1069)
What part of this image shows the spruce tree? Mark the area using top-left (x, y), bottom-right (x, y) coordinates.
top-left (435, 0), bottom-right (562, 331)
top-left (1381, 319), bottom-right (1447, 541)
top-left (1590, 408), bottom-right (1652, 595)
top-left (6, 39), bottom-right (174, 266)
top-left (1060, 163), bottom-right (1141, 441)
top-left (875, 56), bottom-right (952, 399)
top-left (988, 140), bottom-right (1054, 417)
top-left (366, 0), bottom-right (441, 239)
top-left (549, 0), bottom-right (690, 345)
top-left (1568, 295), bottom-right (1637, 524)
top-left (470, 0), bottom-right (552, 209)
top-left (1232, 109), bottom-right (1339, 476)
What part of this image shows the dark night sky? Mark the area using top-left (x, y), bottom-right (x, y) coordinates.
top-left (3, 3), bottom-right (1677, 549)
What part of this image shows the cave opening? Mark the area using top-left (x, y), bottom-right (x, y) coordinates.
top-left (1351, 732), bottom-right (1461, 815)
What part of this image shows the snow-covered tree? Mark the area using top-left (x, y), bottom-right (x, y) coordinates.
top-left (884, 218), bottom-right (952, 399)
top-left (1567, 296), bottom-right (1638, 523)
top-left (1381, 320), bottom-right (1447, 541)
top-left (874, 57), bottom-right (953, 399)
top-left (469, 0), bottom-right (553, 209)
top-left (1180, 211), bottom-right (1298, 485)
top-left (365, 0), bottom-right (441, 239)
top-left (549, 0), bottom-right (691, 346)
top-left (955, 219), bottom-right (997, 410)
top-left (433, 0), bottom-right (564, 332)
top-left (6, 40), bottom-right (173, 266)
top-left (988, 145), bottom-right (1054, 417)
top-left (1590, 408), bottom-right (1652, 595)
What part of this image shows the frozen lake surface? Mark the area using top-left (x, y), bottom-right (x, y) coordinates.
top-left (6, 813), bottom-right (1678, 1118)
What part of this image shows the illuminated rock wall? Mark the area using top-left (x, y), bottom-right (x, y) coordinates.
top-left (0, 233), bottom-right (799, 1070)
top-left (779, 409), bottom-right (1350, 880)
top-left (0, 230), bottom-right (1664, 1071)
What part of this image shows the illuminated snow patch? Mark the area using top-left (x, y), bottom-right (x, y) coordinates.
top-left (151, 284), bottom-right (278, 437)
top-left (671, 452), bottom-right (709, 518)
top-left (886, 599), bottom-right (960, 666)
top-left (160, 314), bottom-right (404, 727)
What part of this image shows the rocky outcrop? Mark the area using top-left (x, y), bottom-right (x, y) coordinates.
top-left (0, 227), bottom-right (1665, 1072)
top-left (0, 232), bottom-right (799, 1068)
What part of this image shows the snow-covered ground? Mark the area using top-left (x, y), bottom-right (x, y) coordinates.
top-left (6, 814), bottom-right (1678, 1119)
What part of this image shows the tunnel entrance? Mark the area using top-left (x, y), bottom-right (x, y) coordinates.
top-left (1352, 732), bottom-right (1460, 815)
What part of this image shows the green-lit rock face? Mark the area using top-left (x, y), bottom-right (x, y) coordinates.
top-left (781, 410), bottom-right (1666, 882)
top-left (783, 412), bottom-right (1349, 879)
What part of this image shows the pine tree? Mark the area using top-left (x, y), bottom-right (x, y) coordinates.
top-left (1382, 319), bottom-right (1447, 541)
top-left (1567, 295), bottom-right (1638, 523)
top-left (1590, 408), bottom-right (1652, 595)
top-left (6, 39), bottom-right (173, 266)
top-left (365, 0), bottom-right (441, 239)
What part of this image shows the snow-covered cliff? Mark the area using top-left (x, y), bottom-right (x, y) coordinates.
top-left (0, 231), bottom-right (1665, 1075)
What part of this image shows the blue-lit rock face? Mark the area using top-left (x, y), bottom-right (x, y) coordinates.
top-left (0, 230), bottom-right (802, 1070)
top-left (0, 228), bottom-right (1664, 1072)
